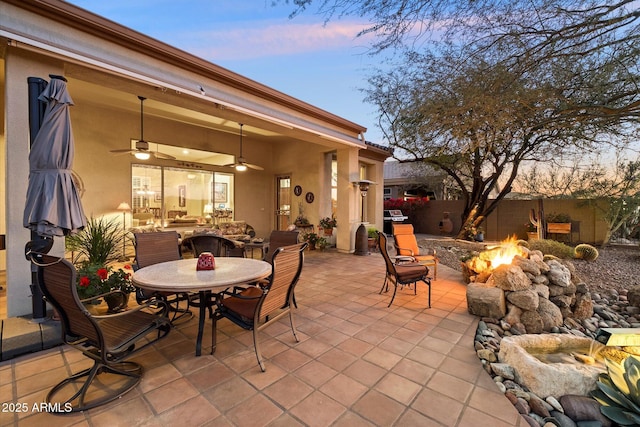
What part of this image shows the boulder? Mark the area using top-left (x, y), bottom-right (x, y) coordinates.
top-left (547, 260), bottom-right (571, 288)
top-left (466, 282), bottom-right (507, 319)
top-left (572, 292), bottom-right (594, 319)
top-left (492, 264), bottom-right (532, 291)
top-left (537, 298), bottom-right (564, 331)
top-left (513, 256), bottom-right (541, 276)
top-left (521, 310), bottom-right (544, 334)
top-left (507, 289), bottom-right (540, 311)
top-left (628, 285), bottom-right (640, 308)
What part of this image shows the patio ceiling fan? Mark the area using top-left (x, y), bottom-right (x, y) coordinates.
top-left (110, 96), bottom-right (175, 160)
top-left (224, 123), bottom-right (264, 171)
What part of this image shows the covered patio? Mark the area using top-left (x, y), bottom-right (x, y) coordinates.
top-left (0, 250), bottom-right (522, 426)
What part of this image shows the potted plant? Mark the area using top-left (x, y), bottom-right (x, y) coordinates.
top-left (316, 237), bottom-right (329, 251)
top-left (319, 216), bottom-right (337, 236)
top-left (76, 263), bottom-right (135, 312)
top-left (304, 232), bottom-right (320, 250)
top-left (367, 227), bottom-right (379, 251)
top-left (65, 216), bottom-right (125, 266)
top-left (525, 222), bottom-right (538, 240)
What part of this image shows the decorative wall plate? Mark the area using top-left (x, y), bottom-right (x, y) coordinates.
top-left (294, 185), bottom-right (302, 196)
top-left (305, 192), bottom-right (314, 203)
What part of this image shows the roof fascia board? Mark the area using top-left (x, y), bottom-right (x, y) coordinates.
top-left (2, 0), bottom-right (366, 135)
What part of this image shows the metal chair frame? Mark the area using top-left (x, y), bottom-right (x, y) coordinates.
top-left (30, 253), bottom-right (171, 412)
top-left (378, 232), bottom-right (432, 308)
top-left (212, 243), bottom-right (307, 371)
top-left (133, 231), bottom-right (193, 324)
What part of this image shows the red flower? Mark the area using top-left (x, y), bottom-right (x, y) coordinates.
top-left (79, 276), bottom-right (91, 287)
top-left (123, 264), bottom-right (131, 270)
top-left (97, 268), bottom-right (109, 280)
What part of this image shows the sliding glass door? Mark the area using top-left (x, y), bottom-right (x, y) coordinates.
top-left (131, 164), bottom-right (234, 227)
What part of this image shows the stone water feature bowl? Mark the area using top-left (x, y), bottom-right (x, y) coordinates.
top-left (499, 334), bottom-right (613, 397)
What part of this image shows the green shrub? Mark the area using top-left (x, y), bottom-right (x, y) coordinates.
top-left (529, 239), bottom-right (575, 259)
top-left (574, 244), bottom-right (599, 261)
top-left (591, 355), bottom-right (640, 426)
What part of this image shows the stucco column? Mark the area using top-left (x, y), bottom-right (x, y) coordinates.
top-left (335, 146), bottom-right (360, 253)
top-left (5, 49), bottom-right (65, 317)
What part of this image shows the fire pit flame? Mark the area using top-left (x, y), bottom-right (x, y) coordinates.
top-left (476, 235), bottom-right (528, 274)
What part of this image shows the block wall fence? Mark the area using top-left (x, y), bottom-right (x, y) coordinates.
top-left (405, 199), bottom-right (610, 245)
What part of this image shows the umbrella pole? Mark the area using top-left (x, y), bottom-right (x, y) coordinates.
top-left (27, 76), bottom-right (49, 320)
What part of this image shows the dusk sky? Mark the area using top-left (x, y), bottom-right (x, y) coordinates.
top-left (66, 0), bottom-right (387, 144)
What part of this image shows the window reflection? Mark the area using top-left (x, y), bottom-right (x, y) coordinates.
top-left (131, 164), bottom-right (234, 227)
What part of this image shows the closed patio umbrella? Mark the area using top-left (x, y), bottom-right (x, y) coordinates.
top-left (23, 75), bottom-right (86, 237)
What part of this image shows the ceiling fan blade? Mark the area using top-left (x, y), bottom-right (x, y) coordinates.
top-left (152, 151), bottom-right (176, 160)
top-left (110, 148), bottom-right (137, 154)
top-left (245, 163), bottom-right (264, 171)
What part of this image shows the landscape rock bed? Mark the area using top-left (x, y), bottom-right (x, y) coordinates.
top-left (421, 238), bottom-right (640, 427)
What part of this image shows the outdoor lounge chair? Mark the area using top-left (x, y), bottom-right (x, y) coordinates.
top-left (378, 232), bottom-right (431, 308)
top-left (211, 242), bottom-right (307, 371)
top-left (30, 253), bottom-right (171, 412)
top-left (392, 223), bottom-right (438, 279)
top-left (133, 231), bottom-right (193, 323)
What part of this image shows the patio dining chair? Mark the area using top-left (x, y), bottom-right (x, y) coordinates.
top-left (29, 253), bottom-right (171, 412)
top-left (392, 223), bottom-right (438, 279)
top-left (263, 230), bottom-right (300, 263)
top-left (133, 231), bottom-right (193, 323)
top-left (212, 242), bottom-right (307, 371)
top-left (181, 233), bottom-right (240, 257)
top-left (378, 232), bottom-right (431, 308)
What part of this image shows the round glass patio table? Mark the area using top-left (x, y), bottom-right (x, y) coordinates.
top-left (133, 257), bottom-right (271, 356)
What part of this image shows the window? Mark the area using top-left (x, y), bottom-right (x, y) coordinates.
top-left (132, 164), bottom-right (234, 226)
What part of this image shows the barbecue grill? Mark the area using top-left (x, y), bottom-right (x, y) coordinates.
top-left (383, 209), bottom-right (409, 234)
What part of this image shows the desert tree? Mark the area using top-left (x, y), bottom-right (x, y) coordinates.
top-left (279, 0), bottom-right (640, 237)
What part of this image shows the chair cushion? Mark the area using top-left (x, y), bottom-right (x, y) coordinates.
top-left (222, 286), bottom-right (263, 321)
top-left (395, 263), bottom-right (428, 281)
top-left (394, 234), bottom-right (419, 255)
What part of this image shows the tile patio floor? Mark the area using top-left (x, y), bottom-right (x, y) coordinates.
top-left (0, 249), bottom-right (523, 426)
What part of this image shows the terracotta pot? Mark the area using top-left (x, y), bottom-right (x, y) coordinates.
top-left (323, 228), bottom-right (333, 236)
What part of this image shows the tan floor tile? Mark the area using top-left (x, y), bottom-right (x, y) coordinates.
top-left (157, 395), bottom-right (221, 425)
top-left (458, 405), bottom-right (522, 427)
top-left (331, 411), bottom-right (377, 427)
top-left (263, 375), bottom-right (314, 409)
top-left (427, 371), bottom-right (475, 402)
top-left (316, 347), bottom-right (358, 372)
top-left (337, 337), bottom-right (374, 357)
top-left (203, 377), bottom-right (257, 412)
top-left (391, 357), bottom-right (436, 385)
top-left (185, 361), bottom-right (236, 392)
top-left (319, 373), bottom-right (368, 406)
top-left (289, 391), bottom-right (346, 427)
top-left (396, 408), bottom-right (448, 426)
top-left (405, 346), bottom-right (447, 368)
top-left (411, 388), bottom-right (465, 426)
top-left (467, 384), bottom-right (522, 425)
top-left (293, 360), bottom-right (338, 388)
top-left (342, 359), bottom-right (387, 387)
top-left (376, 372), bottom-right (422, 405)
top-left (270, 347), bottom-right (312, 372)
top-left (145, 377), bottom-right (199, 413)
top-left (352, 389), bottom-right (406, 426)
top-left (225, 393), bottom-right (283, 427)
top-left (362, 346), bottom-right (402, 370)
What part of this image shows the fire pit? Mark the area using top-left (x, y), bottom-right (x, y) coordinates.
top-left (464, 237), bottom-right (593, 333)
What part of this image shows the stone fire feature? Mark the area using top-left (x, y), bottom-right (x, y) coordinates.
top-left (465, 245), bottom-right (594, 333)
